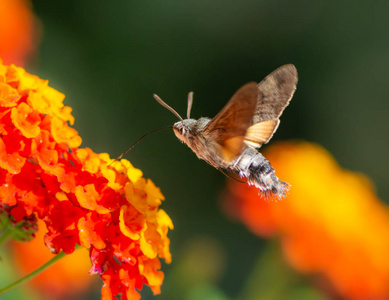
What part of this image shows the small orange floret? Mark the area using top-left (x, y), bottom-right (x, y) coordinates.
top-left (78, 214), bottom-right (107, 250)
top-left (11, 102), bottom-right (41, 138)
top-left (119, 205), bottom-right (146, 240)
top-left (51, 117), bottom-right (82, 148)
top-left (0, 82), bottom-right (21, 106)
top-left (0, 135), bottom-right (26, 174)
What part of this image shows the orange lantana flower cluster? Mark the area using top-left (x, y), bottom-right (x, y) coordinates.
top-left (0, 61), bottom-right (173, 300)
top-left (225, 141), bottom-right (389, 300)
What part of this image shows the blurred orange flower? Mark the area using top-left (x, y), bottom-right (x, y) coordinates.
top-left (225, 141), bottom-right (389, 300)
top-left (0, 0), bottom-right (40, 66)
top-left (0, 61), bottom-right (173, 300)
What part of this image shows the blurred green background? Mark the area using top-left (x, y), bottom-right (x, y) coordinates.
top-left (18, 0), bottom-right (389, 299)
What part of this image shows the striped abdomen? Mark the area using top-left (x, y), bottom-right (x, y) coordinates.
top-left (229, 147), bottom-right (289, 199)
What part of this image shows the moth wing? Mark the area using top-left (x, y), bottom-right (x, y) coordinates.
top-left (244, 119), bottom-right (279, 148)
top-left (203, 82), bottom-right (258, 162)
top-left (253, 64), bottom-right (298, 124)
top-left (244, 64), bottom-right (297, 149)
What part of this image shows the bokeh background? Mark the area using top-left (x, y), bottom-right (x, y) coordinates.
top-left (1, 0), bottom-right (389, 299)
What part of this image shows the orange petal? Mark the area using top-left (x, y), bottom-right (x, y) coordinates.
top-left (0, 136), bottom-right (26, 174)
top-left (11, 102), bottom-right (41, 138)
top-left (51, 116), bottom-right (81, 148)
top-left (0, 82), bottom-right (20, 107)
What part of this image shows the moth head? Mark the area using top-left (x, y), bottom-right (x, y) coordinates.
top-left (173, 119), bottom-right (196, 142)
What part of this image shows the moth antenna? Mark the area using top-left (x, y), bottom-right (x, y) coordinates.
top-left (153, 94), bottom-right (183, 121)
top-left (187, 91), bottom-right (193, 119)
top-left (111, 126), bottom-right (173, 164)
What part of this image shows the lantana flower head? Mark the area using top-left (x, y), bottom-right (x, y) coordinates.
top-left (225, 141), bottom-right (389, 299)
top-left (0, 60), bottom-right (173, 300)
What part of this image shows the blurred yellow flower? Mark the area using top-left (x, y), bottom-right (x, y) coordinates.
top-left (225, 141), bottom-right (389, 299)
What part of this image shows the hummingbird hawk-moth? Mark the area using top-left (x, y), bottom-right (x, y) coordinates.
top-left (153, 64), bottom-right (298, 199)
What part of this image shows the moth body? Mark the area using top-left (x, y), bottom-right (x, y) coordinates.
top-left (174, 118), bottom-right (288, 198)
top-left (154, 64), bottom-right (298, 199)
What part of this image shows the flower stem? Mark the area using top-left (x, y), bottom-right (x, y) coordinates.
top-left (0, 250), bottom-right (67, 294)
top-left (0, 228), bottom-right (13, 247)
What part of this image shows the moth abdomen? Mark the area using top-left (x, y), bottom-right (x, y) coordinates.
top-left (232, 147), bottom-right (289, 200)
